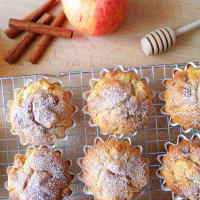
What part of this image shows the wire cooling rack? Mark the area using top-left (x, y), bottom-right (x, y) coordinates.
top-left (0, 62), bottom-right (199, 200)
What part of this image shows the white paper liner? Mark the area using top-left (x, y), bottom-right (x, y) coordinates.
top-left (5, 146), bottom-right (75, 198)
top-left (159, 62), bottom-right (199, 133)
top-left (82, 65), bottom-right (154, 139)
top-left (77, 135), bottom-right (148, 197)
top-left (156, 132), bottom-right (200, 200)
top-left (6, 78), bottom-right (78, 148)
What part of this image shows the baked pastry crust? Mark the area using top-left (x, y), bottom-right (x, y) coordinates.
top-left (87, 70), bottom-right (154, 134)
top-left (81, 138), bottom-right (149, 200)
top-left (7, 147), bottom-right (73, 200)
top-left (164, 65), bottom-right (200, 130)
top-left (8, 79), bottom-right (75, 146)
top-left (160, 137), bottom-right (200, 200)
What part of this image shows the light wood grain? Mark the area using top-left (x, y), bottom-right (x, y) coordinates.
top-left (0, 0), bottom-right (200, 77)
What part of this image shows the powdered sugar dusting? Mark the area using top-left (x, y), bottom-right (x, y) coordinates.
top-left (82, 138), bottom-right (149, 199)
top-left (11, 91), bottom-right (73, 146)
top-left (161, 138), bottom-right (200, 200)
top-left (87, 70), bottom-right (153, 134)
top-left (100, 83), bottom-right (131, 108)
top-left (164, 67), bottom-right (200, 129)
top-left (8, 148), bottom-right (72, 200)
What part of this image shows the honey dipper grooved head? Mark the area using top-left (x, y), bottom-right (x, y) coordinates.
top-left (141, 27), bottom-right (176, 56)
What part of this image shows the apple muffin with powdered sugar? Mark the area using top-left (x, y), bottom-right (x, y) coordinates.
top-left (160, 136), bottom-right (200, 200)
top-left (80, 137), bottom-right (149, 200)
top-left (7, 147), bottom-right (73, 200)
top-left (7, 79), bottom-right (75, 146)
top-left (86, 69), bottom-right (154, 135)
top-left (163, 65), bottom-right (200, 130)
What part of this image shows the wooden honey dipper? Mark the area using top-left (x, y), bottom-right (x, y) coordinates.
top-left (141, 19), bottom-right (200, 56)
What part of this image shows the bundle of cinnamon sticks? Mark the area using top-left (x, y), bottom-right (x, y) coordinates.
top-left (4, 0), bottom-right (73, 64)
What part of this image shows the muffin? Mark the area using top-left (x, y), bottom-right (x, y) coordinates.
top-left (79, 137), bottom-right (149, 200)
top-left (159, 134), bottom-right (200, 200)
top-left (163, 63), bottom-right (200, 130)
top-left (7, 147), bottom-right (73, 200)
top-left (85, 68), bottom-right (154, 135)
top-left (7, 79), bottom-right (75, 146)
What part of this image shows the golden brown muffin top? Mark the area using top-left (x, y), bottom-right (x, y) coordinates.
top-left (81, 138), bottom-right (149, 200)
top-left (7, 147), bottom-right (73, 200)
top-left (164, 66), bottom-right (200, 130)
top-left (160, 137), bottom-right (200, 200)
top-left (87, 70), bottom-right (153, 134)
top-left (8, 79), bottom-right (75, 146)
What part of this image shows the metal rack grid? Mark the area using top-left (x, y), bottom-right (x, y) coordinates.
top-left (0, 62), bottom-right (199, 200)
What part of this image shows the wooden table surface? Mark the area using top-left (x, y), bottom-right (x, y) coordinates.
top-left (0, 0), bottom-right (200, 77)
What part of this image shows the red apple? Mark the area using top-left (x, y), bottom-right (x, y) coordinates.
top-left (62, 0), bottom-right (127, 36)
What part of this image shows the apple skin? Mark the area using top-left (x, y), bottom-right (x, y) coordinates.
top-left (62, 0), bottom-right (127, 36)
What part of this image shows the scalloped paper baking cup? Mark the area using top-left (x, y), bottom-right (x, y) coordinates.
top-left (6, 78), bottom-right (78, 148)
top-left (77, 135), bottom-right (148, 197)
top-left (5, 146), bottom-right (75, 199)
top-left (159, 62), bottom-right (199, 133)
top-left (156, 132), bottom-right (200, 200)
top-left (82, 65), bottom-right (154, 139)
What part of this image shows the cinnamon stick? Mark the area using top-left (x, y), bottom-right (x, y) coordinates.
top-left (9, 18), bottom-right (73, 39)
top-left (5, 13), bottom-right (53, 64)
top-left (28, 10), bottom-right (68, 64)
top-left (4, 0), bottom-right (57, 39)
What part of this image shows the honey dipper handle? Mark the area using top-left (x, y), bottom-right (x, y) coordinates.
top-left (175, 18), bottom-right (200, 36)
